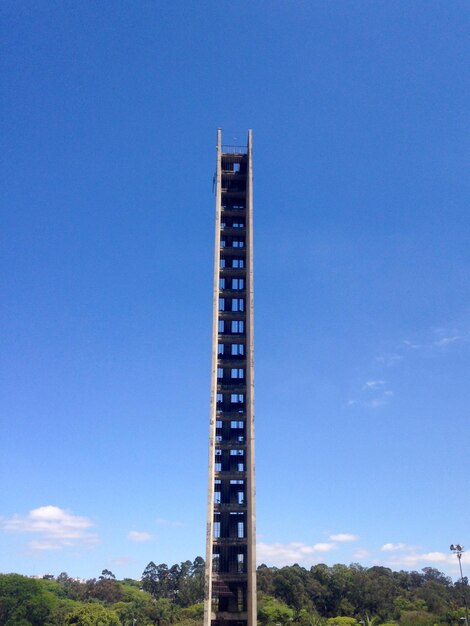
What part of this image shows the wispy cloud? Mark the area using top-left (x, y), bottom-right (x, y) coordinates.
top-left (313, 542), bottom-right (338, 552)
top-left (347, 380), bottom-right (393, 409)
top-left (365, 391), bottom-right (393, 408)
top-left (329, 533), bottom-right (359, 542)
top-left (375, 325), bottom-right (469, 370)
top-left (403, 329), bottom-right (469, 352)
top-left (2, 505), bottom-right (98, 551)
top-left (255, 536), bottom-right (470, 573)
top-left (358, 325), bottom-right (470, 410)
top-left (363, 380), bottom-right (386, 390)
top-left (381, 542), bottom-right (415, 552)
top-left (433, 335), bottom-right (465, 347)
top-left (380, 544), bottom-right (470, 568)
top-left (257, 541), bottom-right (337, 566)
top-left (386, 551), bottom-right (453, 566)
top-left (128, 530), bottom-right (153, 542)
top-left (375, 353), bottom-right (403, 366)
top-left (403, 339), bottom-right (423, 350)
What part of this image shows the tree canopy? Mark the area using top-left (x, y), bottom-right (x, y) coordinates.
top-left (0, 558), bottom-right (468, 626)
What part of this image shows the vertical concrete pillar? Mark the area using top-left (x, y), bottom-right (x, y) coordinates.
top-left (204, 129), bottom-right (256, 626)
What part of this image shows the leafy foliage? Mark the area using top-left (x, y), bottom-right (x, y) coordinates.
top-left (63, 603), bottom-right (120, 626)
top-left (1, 558), bottom-right (468, 626)
top-left (0, 574), bottom-right (57, 626)
top-left (256, 562), bottom-right (469, 624)
top-left (258, 595), bottom-right (295, 625)
top-left (141, 557), bottom-right (205, 606)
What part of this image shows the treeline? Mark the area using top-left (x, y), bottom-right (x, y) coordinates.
top-left (0, 559), bottom-right (469, 626)
top-left (0, 559), bottom-right (205, 626)
top-left (141, 557), bottom-right (205, 605)
top-left (257, 562), bottom-right (470, 625)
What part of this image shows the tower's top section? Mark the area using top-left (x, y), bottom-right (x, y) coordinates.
top-left (217, 128), bottom-right (252, 155)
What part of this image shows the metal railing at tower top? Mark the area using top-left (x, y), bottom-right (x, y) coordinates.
top-left (221, 144), bottom-right (248, 155)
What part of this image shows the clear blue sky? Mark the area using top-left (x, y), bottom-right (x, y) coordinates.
top-left (1, 1), bottom-right (469, 581)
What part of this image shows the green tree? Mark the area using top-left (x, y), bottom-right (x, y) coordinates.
top-left (47, 598), bottom-right (82, 626)
top-left (156, 564), bottom-right (170, 598)
top-left (179, 602), bottom-right (204, 620)
top-left (91, 578), bottom-right (123, 604)
top-left (0, 574), bottom-right (57, 626)
top-left (178, 558), bottom-right (205, 607)
top-left (258, 595), bottom-right (295, 626)
top-left (55, 573), bottom-right (84, 601)
top-left (257, 564), bottom-right (276, 597)
top-left (153, 597), bottom-right (181, 625)
top-left (273, 565), bottom-right (312, 615)
top-left (309, 564), bottom-right (333, 615)
top-left (168, 564), bottom-right (181, 600)
top-left (64, 603), bottom-right (120, 626)
top-left (190, 557), bottom-right (205, 577)
top-left (326, 617), bottom-right (359, 626)
top-left (294, 607), bottom-right (324, 626)
top-left (361, 566), bottom-right (398, 622)
top-left (142, 561), bottom-right (159, 598)
top-left (394, 595), bottom-right (427, 613)
top-left (398, 610), bottom-right (438, 626)
top-left (113, 584), bottom-right (163, 625)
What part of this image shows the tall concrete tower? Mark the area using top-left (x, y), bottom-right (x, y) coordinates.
top-left (204, 129), bottom-right (256, 626)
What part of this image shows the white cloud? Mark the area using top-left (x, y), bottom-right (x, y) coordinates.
top-left (348, 380), bottom-right (394, 409)
top-left (382, 547), bottom-right (470, 568)
top-left (404, 330), bottom-right (469, 352)
top-left (313, 542), bottom-right (337, 552)
top-left (28, 540), bottom-right (64, 551)
top-left (363, 380), bottom-right (386, 390)
top-left (387, 551), bottom-right (452, 566)
top-left (381, 542), bottom-right (414, 552)
top-left (404, 339), bottom-right (422, 350)
top-left (257, 541), bottom-right (336, 566)
top-left (128, 530), bottom-right (152, 542)
top-left (329, 533), bottom-right (359, 542)
top-left (2, 505), bottom-right (98, 551)
top-left (434, 335), bottom-right (465, 347)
